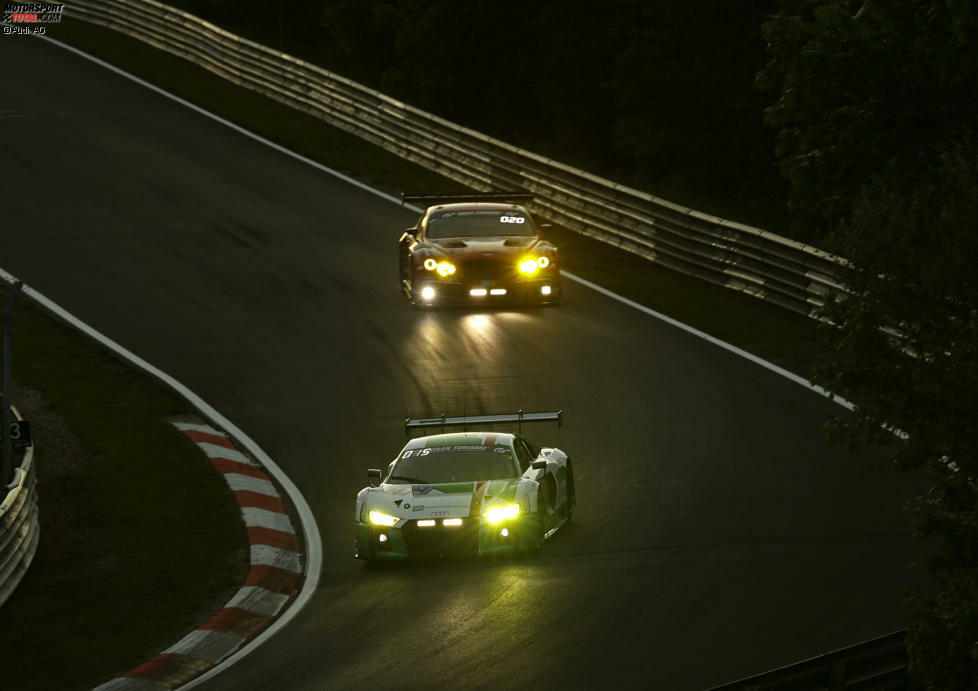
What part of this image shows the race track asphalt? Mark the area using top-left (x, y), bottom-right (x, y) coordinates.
top-left (1, 35), bottom-right (926, 689)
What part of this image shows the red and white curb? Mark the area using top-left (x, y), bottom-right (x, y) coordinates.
top-left (94, 421), bottom-right (303, 691)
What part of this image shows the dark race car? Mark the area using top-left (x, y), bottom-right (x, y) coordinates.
top-left (398, 194), bottom-right (561, 307)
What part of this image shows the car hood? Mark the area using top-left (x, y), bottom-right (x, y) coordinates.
top-left (366, 479), bottom-right (521, 520)
top-left (429, 236), bottom-right (537, 257)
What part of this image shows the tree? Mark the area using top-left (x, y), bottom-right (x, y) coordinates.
top-left (758, 0), bottom-right (978, 240)
top-left (816, 150), bottom-right (978, 689)
top-left (761, 2), bottom-right (978, 686)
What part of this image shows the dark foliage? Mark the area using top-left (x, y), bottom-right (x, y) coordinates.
top-left (764, 2), bottom-right (978, 685)
top-left (758, 0), bottom-right (978, 238)
top-left (815, 150), bottom-right (978, 688)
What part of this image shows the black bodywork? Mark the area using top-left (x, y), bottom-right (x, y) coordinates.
top-left (398, 199), bottom-right (561, 307)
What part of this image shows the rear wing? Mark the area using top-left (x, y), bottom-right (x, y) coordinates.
top-left (404, 410), bottom-right (562, 435)
top-left (400, 192), bottom-right (533, 207)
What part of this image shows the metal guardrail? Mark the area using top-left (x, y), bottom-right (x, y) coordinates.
top-left (0, 406), bottom-right (39, 608)
top-left (710, 630), bottom-right (917, 690)
top-left (62, 0), bottom-right (850, 318)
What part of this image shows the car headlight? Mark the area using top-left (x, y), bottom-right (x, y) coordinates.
top-left (485, 504), bottom-right (520, 523)
top-left (423, 258), bottom-right (456, 276)
top-left (369, 510), bottom-right (399, 527)
top-left (519, 257), bottom-right (550, 274)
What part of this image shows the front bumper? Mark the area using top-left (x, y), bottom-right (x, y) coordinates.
top-left (412, 276), bottom-right (560, 306)
top-left (355, 514), bottom-right (541, 560)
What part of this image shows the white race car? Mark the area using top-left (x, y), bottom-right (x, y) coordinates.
top-left (355, 411), bottom-right (574, 560)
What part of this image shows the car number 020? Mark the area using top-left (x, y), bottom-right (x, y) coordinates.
top-left (499, 216), bottom-right (525, 224)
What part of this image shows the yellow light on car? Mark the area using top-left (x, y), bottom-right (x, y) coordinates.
top-left (537, 256), bottom-right (550, 268)
top-left (423, 258), bottom-right (437, 271)
top-left (369, 510), bottom-right (398, 527)
top-left (519, 259), bottom-right (539, 275)
top-left (485, 504), bottom-right (520, 523)
top-left (443, 518), bottom-right (463, 526)
top-left (436, 261), bottom-right (456, 277)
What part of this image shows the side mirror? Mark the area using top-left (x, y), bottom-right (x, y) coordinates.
top-left (367, 469), bottom-right (382, 487)
top-left (531, 460), bottom-right (547, 471)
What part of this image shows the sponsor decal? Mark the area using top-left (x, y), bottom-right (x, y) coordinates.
top-left (412, 505), bottom-right (424, 511)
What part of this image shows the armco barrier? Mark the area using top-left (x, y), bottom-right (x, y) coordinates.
top-left (710, 630), bottom-right (916, 690)
top-left (0, 406), bottom-right (39, 608)
top-left (62, 0), bottom-right (851, 317)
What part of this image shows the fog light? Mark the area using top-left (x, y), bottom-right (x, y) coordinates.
top-left (418, 519), bottom-right (435, 527)
top-left (443, 518), bottom-right (463, 527)
top-left (541, 285), bottom-right (552, 296)
top-left (379, 533), bottom-right (388, 543)
top-left (501, 528), bottom-right (509, 537)
top-left (470, 288), bottom-right (488, 297)
top-left (490, 288), bottom-right (506, 296)
top-left (420, 286), bottom-right (435, 301)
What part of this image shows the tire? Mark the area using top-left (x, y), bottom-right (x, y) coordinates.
top-left (564, 460), bottom-right (576, 522)
top-left (529, 490), bottom-right (547, 553)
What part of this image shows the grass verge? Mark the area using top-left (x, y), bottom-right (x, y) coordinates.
top-left (43, 16), bottom-right (826, 378)
top-left (0, 297), bottom-right (248, 690)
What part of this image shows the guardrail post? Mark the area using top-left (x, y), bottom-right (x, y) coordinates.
top-left (2, 280), bottom-right (23, 489)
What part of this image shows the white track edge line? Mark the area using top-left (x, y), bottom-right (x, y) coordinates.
top-left (32, 33), bottom-right (851, 413)
top-left (0, 266), bottom-right (322, 688)
top-left (35, 33), bottom-right (423, 215)
top-left (559, 271), bottom-right (856, 411)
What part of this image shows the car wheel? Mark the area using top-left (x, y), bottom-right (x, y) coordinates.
top-left (564, 460), bottom-right (576, 522)
top-left (517, 492), bottom-right (546, 555)
top-left (534, 489), bottom-right (547, 551)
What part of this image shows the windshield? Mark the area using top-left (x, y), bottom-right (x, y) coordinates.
top-left (388, 445), bottom-right (519, 483)
top-left (426, 209), bottom-right (536, 239)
